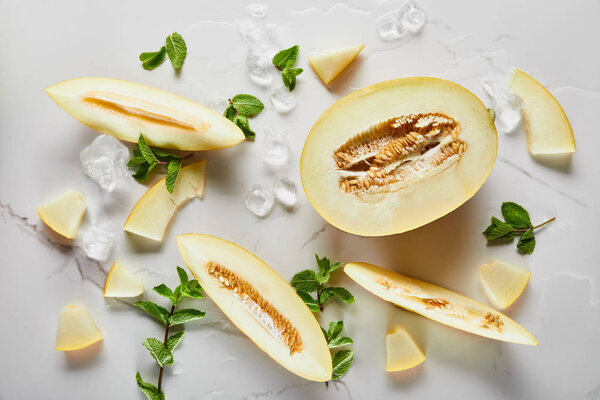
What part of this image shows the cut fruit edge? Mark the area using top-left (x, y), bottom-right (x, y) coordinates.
top-left (479, 259), bottom-right (531, 309)
top-left (104, 261), bottom-right (144, 297)
top-left (308, 43), bottom-right (365, 85)
top-left (36, 190), bottom-right (87, 239)
top-left (56, 304), bottom-right (103, 351)
top-left (385, 326), bottom-right (426, 372)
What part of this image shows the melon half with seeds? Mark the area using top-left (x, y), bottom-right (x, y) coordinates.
top-left (300, 77), bottom-right (497, 236)
top-left (177, 234), bottom-right (332, 381)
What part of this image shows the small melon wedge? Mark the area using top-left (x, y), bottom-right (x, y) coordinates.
top-left (36, 190), bottom-right (87, 239)
top-left (479, 259), bottom-right (531, 309)
top-left (308, 43), bottom-right (365, 85)
top-left (344, 262), bottom-right (537, 345)
top-left (104, 262), bottom-right (144, 297)
top-left (177, 234), bottom-right (332, 382)
top-left (508, 68), bottom-right (575, 154)
top-left (56, 304), bottom-right (103, 351)
top-left (385, 326), bottom-right (425, 372)
top-left (124, 161), bottom-right (205, 242)
top-left (46, 77), bottom-right (245, 150)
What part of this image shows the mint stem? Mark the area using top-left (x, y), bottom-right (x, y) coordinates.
top-left (317, 283), bottom-right (323, 312)
top-left (157, 304), bottom-right (176, 394)
top-left (515, 217), bottom-right (556, 232)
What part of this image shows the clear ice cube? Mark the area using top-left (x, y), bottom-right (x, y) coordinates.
top-left (80, 135), bottom-right (130, 192)
top-left (170, 362), bottom-right (183, 375)
top-left (240, 22), bottom-right (277, 54)
top-left (262, 128), bottom-right (288, 169)
top-left (273, 175), bottom-right (297, 207)
top-left (208, 97), bottom-right (230, 113)
top-left (247, 4), bottom-right (268, 21)
top-left (245, 184), bottom-right (274, 217)
top-left (376, 1), bottom-right (426, 42)
top-left (246, 54), bottom-right (274, 86)
top-left (270, 86), bottom-right (296, 114)
top-left (82, 226), bottom-right (115, 261)
top-left (481, 76), bottom-right (522, 133)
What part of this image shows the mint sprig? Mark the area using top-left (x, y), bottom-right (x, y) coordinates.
top-left (134, 267), bottom-right (205, 400)
top-left (139, 33), bottom-right (187, 71)
top-left (140, 47), bottom-right (167, 71)
top-left (483, 202), bottom-right (555, 254)
top-left (223, 94), bottom-right (265, 140)
top-left (272, 45), bottom-right (303, 92)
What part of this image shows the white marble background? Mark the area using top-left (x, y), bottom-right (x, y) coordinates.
top-left (1, 0), bottom-right (599, 399)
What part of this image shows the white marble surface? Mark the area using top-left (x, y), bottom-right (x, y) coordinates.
top-left (1, 1), bottom-right (599, 399)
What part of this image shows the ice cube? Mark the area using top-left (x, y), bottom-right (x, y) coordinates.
top-left (240, 22), bottom-right (277, 54)
top-left (82, 226), bottom-right (114, 261)
top-left (246, 54), bottom-right (274, 86)
top-left (247, 4), bottom-right (268, 21)
top-left (270, 86), bottom-right (296, 114)
top-left (376, 1), bottom-right (426, 42)
top-left (80, 135), bottom-right (130, 192)
top-left (245, 184), bottom-right (274, 217)
top-left (273, 175), bottom-right (297, 207)
top-left (170, 362), bottom-right (183, 375)
top-left (262, 128), bottom-right (288, 168)
top-left (208, 97), bottom-right (230, 113)
top-left (481, 76), bottom-right (522, 133)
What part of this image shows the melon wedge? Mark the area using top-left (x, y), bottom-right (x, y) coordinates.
top-left (508, 68), bottom-right (576, 154)
top-left (385, 326), bottom-right (425, 372)
top-left (308, 43), bottom-right (364, 85)
top-left (124, 161), bottom-right (205, 242)
top-left (104, 262), bottom-right (144, 297)
top-left (300, 77), bottom-right (497, 236)
top-left (344, 262), bottom-right (537, 345)
top-left (36, 190), bottom-right (87, 239)
top-left (46, 77), bottom-right (245, 150)
top-left (479, 259), bottom-right (531, 309)
top-left (56, 304), bottom-right (103, 351)
top-left (177, 234), bottom-right (332, 381)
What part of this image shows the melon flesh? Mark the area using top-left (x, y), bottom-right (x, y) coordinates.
top-left (308, 43), bottom-right (364, 85)
top-left (479, 259), bottom-right (531, 309)
top-left (385, 326), bottom-right (425, 372)
top-left (177, 234), bottom-right (332, 382)
top-left (46, 77), bottom-right (245, 150)
top-left (300, 77), bottom-right (497, 236)
top-left (104, 261), bottom-right (144, 297)
top-left (56, 304), bottom-right (103, 351)
top-left (36, 190), bottom-right (87, 239)
top-left (344, 262), bottom-right (537, 345)
top-left (508, 68), bottom-right (575, 154)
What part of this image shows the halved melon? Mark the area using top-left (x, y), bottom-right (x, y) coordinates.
top-left (36, 190), bottom-right (87, 239)
top-left (177, 234), bottom-right (332, 381)
top-left (508, 68), bottom-right (575, 154)
top-left (46, 77), bottom-right (244, 150)
top-left (479, 259), bottom-right (531, 309)
top-left (104, 261), bottom-right (144, 297)
top-left (344, 262), bottom-right (537, 345)
top-left (385, 326), bottom-right (425, 372)
top-left (300, 77), bottom-right (497, 236)
top-left (56, 304), bottom-right (103, 351)
top-left (308, 43), bottom-right (365, 85)
top-left (124, 161), bottom-right (205, 242)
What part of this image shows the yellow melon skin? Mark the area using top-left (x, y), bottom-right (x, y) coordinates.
top-left (104, 262), bottom-right (144, 298)
top-left (36, 190), bottom-right (87, 239)
top-left (385, 326), bottom-right (425, 372)
top-left (479, 259), bottom-right (531, 309)
top-left (308, 43), bottom-right (365, 85)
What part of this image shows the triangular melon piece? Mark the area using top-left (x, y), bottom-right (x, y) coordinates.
top-left (56, 304), bottom-right (103, 351)
top-left (385, 326), bottom-right (425, 372)
top-left (104, 262), bottom-right (144, 297)
top-left (308, 44), bottom-right (364, 85)
top-left (479, 259), bottom-right (531, 309)
top-left (36, 190), bottom-right (87, 239)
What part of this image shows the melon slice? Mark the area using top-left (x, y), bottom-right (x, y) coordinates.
top-left (479, 259), bottom-right (531, 309)
top-left (385, 326), bottom-right (425, 372)
top-left (104, 261), bottom-right (144, 297)
top-left (177, 234), bottom-right (332, 381)
top-left (124, 161), bottom-right (205, 242)
top-left (46, 77), bottom-right (245, 150)
top-left (308, 43), bottom-right (365, 85)
top-left (344, 262), bottom-right (537, 345)
top-left (36, 190), bottom-right (87, 239)
top-left (56, 304), bottom-right (103, 351)
top-left (300, 77), bottom-right (497, 236)
top-left (508, 68), bottom-right (575, 154)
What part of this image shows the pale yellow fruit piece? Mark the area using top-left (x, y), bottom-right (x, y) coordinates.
top-left (46, 77), bottom-right (245, 151)
top-left (36, 190), bottom-right (87, 239)
top-left (124, 161), bottom-right (205, 242)
top-left (300, 77), bottom-right (497, 237)
top-left (479, 259), bottom-right (531, 309)
top-left (344, 262), bottom-right (537, 345)
top-left (308, 43), bottom-right (364, 85)
top-left (104, 261), bottom-right (144, 297)
top-left (508, 68), bottom-right (576, 154)
top-left (385, 326), bottom-right (425, 372)
top-left (177, 234), bottom-right (332, 382)
top-left (56, 304), bottom-right (103, 351)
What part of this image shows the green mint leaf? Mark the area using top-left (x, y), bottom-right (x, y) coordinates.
top-left (329, 336), bottom-right (353, 349)
top-left (132, 162), bottom-right (156, 183)
top-left (296, 291), bottom-right (320, 312)
top-left (166, 331), bottom-right (185, 353)
top-left (127, 155), bottom-right (147, 168)
top-left (152, 148), bottom-right (181, 162)
top-left (290, 269), bottom-right (319, 292)
top-left (165, 32), bottom-right (187, 70)
top-left (142, 338), bottom-right (174, 367)
top-left (233, 114), bottom-right (256, 140)
top-left (182, 280), bottom-right (204, 299)
top-left (133, 301), bottom-right (170, 325)
top-left (133, 147), bottom-right (142, 157)
top-left (282, 67), bottom-right (303, 91)
top-left (331, 350), bottom-right (354, 380)
top-left (135, 372), bottom-right (164, 400)
top-left (320, 287), bottom-right (355, 305)
top-left (152, 284), bottom-right (177, 305)
top-left (140, 47), bottom-right (167, 71)
top-left (482, 217), bottom-right (515, 241)
top-left (326, 320), bottom-right (344, 341)
top-left (177, 266), bottom-right (189, 286)
top-left (169, 308), bottom-right (206, 326)
top-left (321, 327), bottom-right (330, 341)
top-left (165, 158), bottom-right (182, 193)
top-left (223, 104), bottom-right (236, 120)
top-left (231, 94), bottom-right (264, 117)
top-left (272, 45), bottom-right (299, 69)
top-left (315, 255), bottom-right (332, 283)
top-left (138, 135), bottom-right (158, 165)
top-left (517, 229), bottom-right (536, 254)
top-left (501, 202), bottom-right (532, 229)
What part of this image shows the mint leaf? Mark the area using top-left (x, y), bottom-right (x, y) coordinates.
top-left (329, 336), bottom-right (353, 349)
top-left (169, 309), bottom-right (205, 326)
top-left (152, 148), bottom-right (181, 162)
top-left (140, 47), bottom-right (167, 71)
top-left (483, 217), bottom-right (515, 240)
top-left (315, 255), bottom-right (342, 283)
top-left (165, 158), bottom-right (182, 194)
top-left (182, 280), bottom-right (204, 299)
top-left (134, 301), bottom-right (170, 325)
top-left (291, 269), bottom-right (319, 292)
top-left (223, 104), bottom-right (236, 120)
top-left (127, 155), bottom-right (147, 167)
top-left (326, 321), bottom-right (344, 340)
top-left (273, 45), bottom-right (299, 70)
top-left (138, 135), bottom-right (158, 165)
top-left (166, 331), bottom-right (185, 353)
top-left (281, 67), bottom-right (303, 91)
top-left (331, 350), bottom-right (353, 380)
top-left (296, 291), bottom-right (319, 312)
top-left (132, 162), bottom-right (156, 183)
top-left (177, 266), bottom-right (189, 286)
top-left (320, 287), bottom-right (355, 304)
top-left (142, 338), bottom-right (174, 367)
top-left (517, 229), bottom-right (536, 254)
top-left (165, 32), bottom-right (187, 70)
top-left (233, 114), bottom-right (256, 139)
top-left (153, 284), bottom-right (177, 305)
top-left (231, 94), bottom-right (264, 117)
top-left (136, 372), bottom-right (164, 400)
top-left (501, 202), bottom-right (532, 229)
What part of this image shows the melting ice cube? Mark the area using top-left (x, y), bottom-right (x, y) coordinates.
top-left (246, 54), bottom-right (274, 86)
top-left (245, 184), bottom-right (274, 217)
top-left (80, 135), bottom-right (130, 192)
top-left (270, 86), bottom-right (296, 114)
top-left (262, 128), bottom-right (288, 169)
top-left (247, 4), bottom-right (268, 21)
top-left (273, 175), bottom-right (297, 207)
top-left (208, 97), bottom-right (231, 113)
top-left (376, 1), bottom-right (426, 42)
top-left (82, 226), bottom-right (114, 261)
top-left (170, 362), bottom-right (183, 375)
top-left (481, 76), bottom-right (522, 134)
